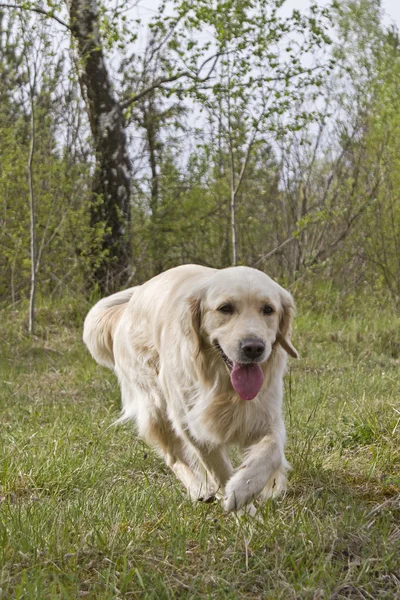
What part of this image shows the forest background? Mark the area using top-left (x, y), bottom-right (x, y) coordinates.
top-left (1, 0), bottom-right (400, 313)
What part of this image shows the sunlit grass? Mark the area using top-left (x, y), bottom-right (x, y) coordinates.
top-left (1, 298), bottom-right (399, 599)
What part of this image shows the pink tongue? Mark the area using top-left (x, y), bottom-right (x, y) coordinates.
top-left (230, 363), bottom-right (264, 400)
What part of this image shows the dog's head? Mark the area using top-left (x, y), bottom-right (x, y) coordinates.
top-left (183, 267), bottom-right (298, 400)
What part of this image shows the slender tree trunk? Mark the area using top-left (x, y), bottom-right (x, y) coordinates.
top-left (229, 125), bottom-right (238, 266)
top-left (28, 101), bottom-right (36, 334)
top-left (67, 0), bottom-right (132, 293)
top-left (230, 187), bottom-right (238, 266)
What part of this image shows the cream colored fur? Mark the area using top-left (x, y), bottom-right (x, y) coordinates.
top-left (83, 265), bottom-right (298, 512)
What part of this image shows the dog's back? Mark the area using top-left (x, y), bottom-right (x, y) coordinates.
top-left (83, 288), bottom-right (136, 369)
top-left (83, 266), bottom-right (211, 371)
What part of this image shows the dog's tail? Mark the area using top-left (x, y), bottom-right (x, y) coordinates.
top-left (83, 288), bottom-right (135, 369)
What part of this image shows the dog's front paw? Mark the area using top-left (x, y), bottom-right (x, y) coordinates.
top-left (223, 469), bottom-right (265, 512)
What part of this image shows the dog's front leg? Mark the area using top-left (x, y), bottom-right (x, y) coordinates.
top-left (223, 434), bottom-right (288, 512)
top-left (170, 442), bottom-right (233, 501)
top-left (198, 445), bottom-right (233, 496)
top-left (178, 431), bottom-right (233, 497)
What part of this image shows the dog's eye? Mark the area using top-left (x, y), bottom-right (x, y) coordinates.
top-left (218, 304), bottom-right (234, 315)
top-left (262, 305), bottom-right (274, 315)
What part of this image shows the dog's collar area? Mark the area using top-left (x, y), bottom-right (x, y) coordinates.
top-left (214, 342), bottom-right (233, 371)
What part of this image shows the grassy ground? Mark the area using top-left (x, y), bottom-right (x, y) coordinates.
top-left (0, 296), bottom-right (399, 599)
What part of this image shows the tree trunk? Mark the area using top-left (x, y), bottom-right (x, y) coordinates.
top-left (28, 99), bottom-right (36, 334)
top-left (67, 0), bottom-right (132, 293)
top-left (141, 99), bottom-right (164, 272)
top-left (143, 102), bottom-right (160, 216)
top-left (230, 187), bottom-right (238, 267)
top-left (229, 138), bottom-right (238, 267)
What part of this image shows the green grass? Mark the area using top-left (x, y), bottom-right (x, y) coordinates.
top-left (1, 298), bottom-right (399, 599)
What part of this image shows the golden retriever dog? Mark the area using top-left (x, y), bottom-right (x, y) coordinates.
top-left (83, 265), bottom-right (298, 513)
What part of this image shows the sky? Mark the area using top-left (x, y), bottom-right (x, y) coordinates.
top-left (382, 0), bottom-right (400, 27)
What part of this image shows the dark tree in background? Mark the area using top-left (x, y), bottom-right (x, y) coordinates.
top-left (67, 0), bottom-right (132, 293)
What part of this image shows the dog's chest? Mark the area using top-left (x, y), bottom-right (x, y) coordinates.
top-left (190, 393), bottom-right (267, 446)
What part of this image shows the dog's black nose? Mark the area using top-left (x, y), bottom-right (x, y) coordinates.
top-left (240, 339), bottom-right (265, 360)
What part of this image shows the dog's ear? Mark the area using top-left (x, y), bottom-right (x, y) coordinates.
top-left (277, 290), bottom-right (299, 359)
top-left (181, 295), bottom-right (202, 353)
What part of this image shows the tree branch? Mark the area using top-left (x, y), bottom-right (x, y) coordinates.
top-left (122, 52), bottom-right (222, 109)
top-left (251, 234), bottom-right (300, 267)
top-left (0, 3), bottom-right (71, 29)
top-left (122, 71), bottom-right (191, 109)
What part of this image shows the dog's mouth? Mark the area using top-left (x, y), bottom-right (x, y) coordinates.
top-left (214, 342), bottom-right (264, 401)
top-left (215, 342), bottom-right (233, 371)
